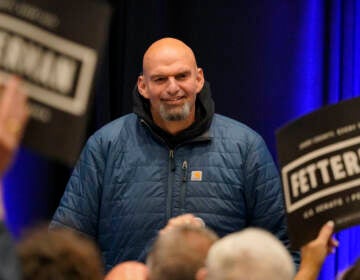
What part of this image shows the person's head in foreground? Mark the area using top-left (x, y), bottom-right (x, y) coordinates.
top-left (197, 228), bottom-right (295, 280)
top-left (146, 224), bottom-right (219, 280)
top-left (105, 261), bottom-right (148, 280)
top-left (17, 226), bottom-right (103, 280)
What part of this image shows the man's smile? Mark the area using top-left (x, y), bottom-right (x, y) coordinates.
top-left (161, 96), bottom-right (186, 105)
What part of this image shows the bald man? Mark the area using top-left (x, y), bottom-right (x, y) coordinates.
top-left (51, 37), bottom-right (299, 271)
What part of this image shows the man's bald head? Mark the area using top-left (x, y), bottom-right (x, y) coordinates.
top-left (137, 37), bottom-right (204, 135)
top-left (142, 38), bottom-right (198, 75)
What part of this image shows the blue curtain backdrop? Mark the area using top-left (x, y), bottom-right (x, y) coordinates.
top-left (293, 0), bottom-right (360, 278)
top-left (3, 0), bottom-right (360, 278)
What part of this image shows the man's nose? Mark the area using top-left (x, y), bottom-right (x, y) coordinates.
top-left (166, 77), bottom-right (180, 94)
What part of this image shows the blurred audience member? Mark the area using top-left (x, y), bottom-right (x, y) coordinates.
top-left (197, 228), bottom-right (295, 280)
top-left (105, 261), bottom-right (148, 280)
top-left (17, 226), bottom-right (103, 280)
top-left (197, 221), bottom-right (338, 280)
top-left (147, 221), bottom-right (218, 280)
top-left (0, 76), bottom-right (28, 280)
top-left (0, 76), bottom-right (104, 280)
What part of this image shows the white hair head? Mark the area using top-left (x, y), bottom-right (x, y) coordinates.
top-left (205, 228), bottom-right (295, 280)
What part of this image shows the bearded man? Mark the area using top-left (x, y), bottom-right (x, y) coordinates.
top-left (51, 37), bottom-right (299, 271)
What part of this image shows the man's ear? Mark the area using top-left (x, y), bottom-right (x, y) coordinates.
top-left (196, 267), bottom-right (207, 280)
top-left (195, 68), bottom-right (205, 93)
top-left (137, 75), bottom-right (149, 99)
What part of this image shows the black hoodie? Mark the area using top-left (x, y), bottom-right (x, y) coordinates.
top-left (133, 81), bottom-right (215, 148)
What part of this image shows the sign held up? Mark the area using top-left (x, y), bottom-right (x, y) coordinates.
top-left (0, 0), bottom-right (111, 166)
top-left (276, 97), bottom-right (360, 249)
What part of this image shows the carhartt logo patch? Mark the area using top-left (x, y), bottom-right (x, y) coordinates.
top-left (191, 171), bottom-right (202, 181)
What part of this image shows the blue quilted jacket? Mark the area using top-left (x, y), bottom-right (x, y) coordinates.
top-left (51, 113), bottom-right (298, 270)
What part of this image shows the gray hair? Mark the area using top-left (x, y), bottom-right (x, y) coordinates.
top-left (147, 225), bottom-right (219, 280)
top-left (205, 228), bottom-right (295, 280)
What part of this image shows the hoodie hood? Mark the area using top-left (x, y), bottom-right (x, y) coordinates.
top-left (133, 81), bottom-right (215, 148)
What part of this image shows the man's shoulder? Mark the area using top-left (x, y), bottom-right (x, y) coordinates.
top-left (93, 113), bottom-right (137, 138)
top-left (211, 114), bottom-right (262, 141)
top-left (98, 113), bottom-right (136, 131)
top-left (83, 114), bottom-right (137, 150)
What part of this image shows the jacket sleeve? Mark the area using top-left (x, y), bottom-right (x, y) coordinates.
top-left (244, 136), bottom-right (300, 267)
top-left (50, 134), bottom-right (105, 239)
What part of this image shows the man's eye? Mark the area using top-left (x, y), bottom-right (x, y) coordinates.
top-left (154, 77), bottom-right (166, 82)
top-left (176, 73), bottom-right (188, 80)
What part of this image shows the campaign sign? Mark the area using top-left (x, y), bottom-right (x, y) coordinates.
top-left (0, 0), bottom-right (110, 166)
top-left (276, 97), bottom-right (360, 249)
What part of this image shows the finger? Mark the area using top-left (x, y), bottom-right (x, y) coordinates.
top-left (317, 220), bottom-right (334, 242)
top-left (327, 237), bottom-right (339, 254)
top-left (329, 237), bottom-right (339, 248)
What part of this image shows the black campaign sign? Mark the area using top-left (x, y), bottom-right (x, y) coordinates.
top-left (0, 0), bottom-right (110, 166)
top-left (276, 97), bottom-right (360, 249)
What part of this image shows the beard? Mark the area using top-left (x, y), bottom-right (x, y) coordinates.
top-left (159, 101), bottom-right (191, 121)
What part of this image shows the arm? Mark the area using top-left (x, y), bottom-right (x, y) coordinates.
top-left (50, 133), bottom-right (105, 239)
top-left (244, 136), bottom-right (300, 266)
top-left (0, 76), bottom-right (28, 280)
top-left (0, 76), bottom-right (28, 219)
top-left (294, 221), bottom-right (337, 280)
top-left (0, 77), bottom-right (28, 178)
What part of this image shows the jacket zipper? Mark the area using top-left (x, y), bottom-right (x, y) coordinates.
top-left (180, 160), bottom-right (188, 213)
top-left (166, 149), bottom-right (175, 220)
top-left (139, 118), bottom-right (210, 219)
top-left (140, 120), bottom-right (175, 221)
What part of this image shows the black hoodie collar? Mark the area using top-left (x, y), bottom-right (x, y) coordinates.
top-left (133, 81), bottom-right (215, 148)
